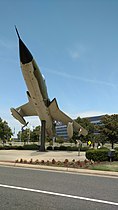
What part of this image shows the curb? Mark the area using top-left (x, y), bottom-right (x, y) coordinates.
top-left (0, 161), bottom-right (118, 177)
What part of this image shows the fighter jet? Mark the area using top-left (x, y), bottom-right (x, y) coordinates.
top-left (11, 27), bottom-right (88, 139)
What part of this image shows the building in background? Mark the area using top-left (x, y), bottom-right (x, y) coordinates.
top-left (55, 122), bottom-right (68, 139)
top-left (55, 115), bottom-right (105, 139)
top-left (87, 115), bottom-right (104, 135)
top-left (87, 115), bottom-right (104, 125)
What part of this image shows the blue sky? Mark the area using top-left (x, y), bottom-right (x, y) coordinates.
top-left (0, 0), bottom-right (118, 136)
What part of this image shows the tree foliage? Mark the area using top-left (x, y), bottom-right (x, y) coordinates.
top-left (17, 128), bottom-right (29, 144)
top-left (0, 118), bottom-right (12, 142)
top-left (30, 126), bottom-right (41, 142)
top-left (17, 125), bottom-right (41, 144)
top-left (73, 116), bottom-right (95, 142)
top-left (99, 114), bottom-right (118, 149)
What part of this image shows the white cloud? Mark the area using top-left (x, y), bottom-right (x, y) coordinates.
top-left (67, 111), bottom-right (113, 119)
top-left (69, 50), bottom-right (80, 59)
top-left (0, 39), bottom-right (16, 50)
top-left (44, 67), bottom-right (117, 88)
top-left (68, 43), bottom-right (87, 60)
top-left (78, 111), bottom-right (106, 118)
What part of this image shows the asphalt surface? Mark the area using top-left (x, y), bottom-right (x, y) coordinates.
top-left (0, 165), bottom-right (118, 210)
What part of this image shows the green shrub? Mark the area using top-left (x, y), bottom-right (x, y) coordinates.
top-left (71, 146), bottom-right (78, 151)
top-left (59, 145), bottom-right (67, 151)
top-left (54, 146), bottom-right (59, 150)
top-left (0, 145), bottom-right (3, 150)
top-left (98, 147), bottom-right (109, 150)
top-left (114, 151), bottom-right (118, 161)
top-left (0, 144), bottom-right (39, 150)
top-left (86, 149), bottom-right (110, 162)
top-left (80, 146), bottom-right (89, 151)
top-left (4, 145), bottom-right (11, 150)
top-left (115, 147), bottom-right (118, 151)
top-left (47, 146), bottom-right (53, 150)
top-left (59, 146), bottom-right (89, 152)
top-left (50, 145), bottom-right (67, 151)
top-left (15, 146), bottom-right (23, 150)
top-left (0, 145), bottom-right (23, 150)
top-left (66, 146), bottom-right (78, 151)
top-left (9, 145), bottom-right (20, 150)
top-left (66, 146), bottom-right (72, 151)
top-left (23, 144), bottom-right (39, 150)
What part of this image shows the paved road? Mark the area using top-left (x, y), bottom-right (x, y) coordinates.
top-left (0, 166), bottom-right (118, 210)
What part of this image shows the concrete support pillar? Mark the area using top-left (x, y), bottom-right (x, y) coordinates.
top-left (40, 120), bottom-right (46, 151)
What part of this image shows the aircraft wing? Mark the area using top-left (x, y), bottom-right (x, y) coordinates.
top-left (11, 101), bottom-right (37, 126)
top-left (49, 98), bottom-right (88, 136)
top-left (16, 102), bottom-right (37, 117)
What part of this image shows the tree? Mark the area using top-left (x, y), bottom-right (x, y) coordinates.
top-left (73, 117), bottom-right (95, 143)
top-left (56, 136), bottom-right (64, 145)
top-left (17, 128), bottom-right (30, 145)
top-left (30, 126), bottom-right (41, 142)
top-left (0, 118), bottom-right (12, 144)
top-left (99, 114), bottom-right (118, 149)
top-left (17, 125), bottom-right (41, 144)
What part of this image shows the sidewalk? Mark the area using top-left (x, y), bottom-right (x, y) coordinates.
top-left (0, 150), bottom-right (118, 177)
top-left (0, 150), bottom-right (86, 162)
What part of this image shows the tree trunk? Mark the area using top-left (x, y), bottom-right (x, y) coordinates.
top-left (111, 141), bottom-right (114, 149)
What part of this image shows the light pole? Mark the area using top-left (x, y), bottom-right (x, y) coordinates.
top-left (76, 128), bottom-right (82, 156)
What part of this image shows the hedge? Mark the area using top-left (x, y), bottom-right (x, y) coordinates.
top-left (86, 149), bottom-right (109, 162)
top-left (114, 151), bottom-right (118, 161)
top-left (47, 146), bottom-right (89, 151)
top-left (0, 144), bottom-right (39, 150)
top-left (22, 144), bottom-right (39, 150)
top-left (0, 144), bottom-right (89, 152)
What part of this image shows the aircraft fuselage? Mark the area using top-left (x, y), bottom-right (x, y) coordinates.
top-left (21, 60), bottom-right (53, 136)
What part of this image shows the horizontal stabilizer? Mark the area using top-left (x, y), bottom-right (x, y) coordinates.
top-left (49, 98), bottom-right (88, 136)
top-left (11, 108), bottom-right (27, 125)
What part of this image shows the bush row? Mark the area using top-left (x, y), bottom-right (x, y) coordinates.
top-left (0, 144), bottom-right (39, 150)
top-left (86, 149), bottom-right (118, 162)
top-left (0, 144), bottom-right (88, 151)
top-left (47, 145), bottom-right (89, 151)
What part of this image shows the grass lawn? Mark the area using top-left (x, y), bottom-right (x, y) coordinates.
top-left (89, 161), bottom-right (118, 172)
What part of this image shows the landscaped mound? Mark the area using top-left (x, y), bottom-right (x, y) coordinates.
top-left (15, 158), bottom-right (95, 169)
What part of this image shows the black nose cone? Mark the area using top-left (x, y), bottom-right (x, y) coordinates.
top-left (15, 26), bottom-right (33, 64)
top-left (19, 38), bottom-right (33, 64)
